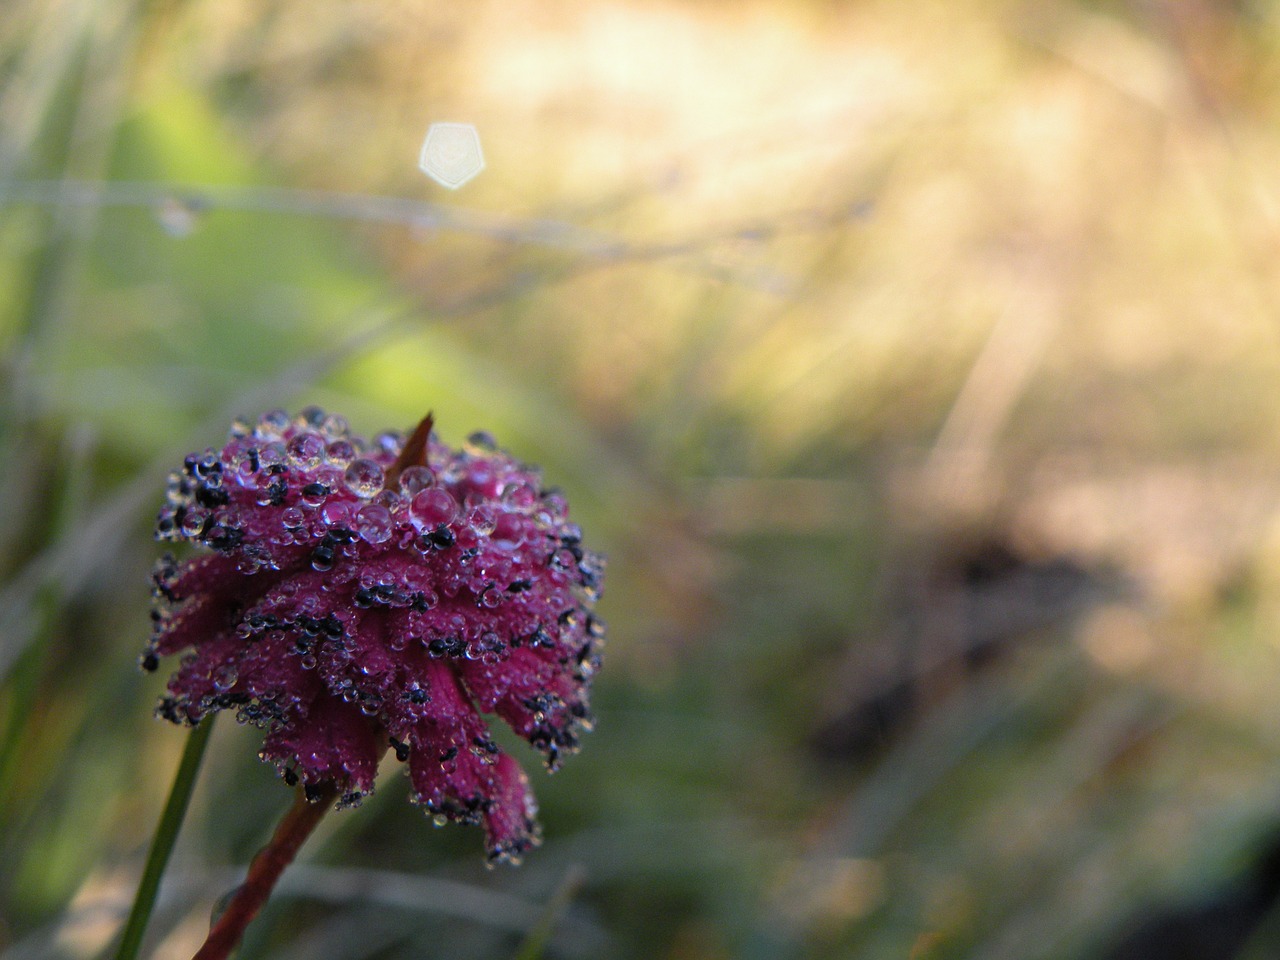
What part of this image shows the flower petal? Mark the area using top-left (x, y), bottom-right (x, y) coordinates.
top-left (261, 694), bottom-right (381, 798)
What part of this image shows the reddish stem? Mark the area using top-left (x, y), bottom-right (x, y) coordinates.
top-left (192, 784), bottom-right (338, 960)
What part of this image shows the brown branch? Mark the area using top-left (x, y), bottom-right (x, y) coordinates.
top-left (192, 784), bottom-right (339, 960)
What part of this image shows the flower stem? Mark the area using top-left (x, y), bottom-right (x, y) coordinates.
top-left (115, 715), bottom-right (217, 960)
top-left (192, 783), bottom-right (339, 960)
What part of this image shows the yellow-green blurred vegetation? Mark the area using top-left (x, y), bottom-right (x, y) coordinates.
top-left (5, 0), bottom-right (1280, 957)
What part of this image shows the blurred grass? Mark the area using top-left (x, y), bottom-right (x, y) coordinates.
top-left (5, 0), bottom-right (1280, 958)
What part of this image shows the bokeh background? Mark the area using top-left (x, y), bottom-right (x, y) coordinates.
top-left (5, 1), bottom-right (1280, 958)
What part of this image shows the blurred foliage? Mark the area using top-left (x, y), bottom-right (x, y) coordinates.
top-left (6, 0), bottom-right (1280, 958)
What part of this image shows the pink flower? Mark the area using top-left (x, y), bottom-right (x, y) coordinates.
top-left (145, 408), bottom-right (604, 864)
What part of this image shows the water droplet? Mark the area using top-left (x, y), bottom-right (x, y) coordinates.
top-left (355, 504), bottom-right (393, 544)
top-left (181, 508), bottom-right (209, 537)
top-left (258, 441), bottom-right (287, 469)
top-left (478, 631), bottom-right (504, 662)
top-left (164, 471), bottom-right (187, 506)
top-left (468, 505), bottom-right (498, 536)
top-left (295, 406), bottom-right (327, 429)
top-left (465, 430), bottom-right (498, 454)
top-left (234, 452), bottom-right (260, 486)
top-left (373, 489), bottom-right (404, 513)
top-left (321, 500), bottom-right (355, 528)
top-left (287, 432), bottom-right (325, 469)
top-left (501, 483), bottom-right (537, 509)
top-left (540, 493), bottom-right (569, 523)
top-left (375, 431), bottom-right (403, 455)
top-left (466, 463), bottom-right (502, 498)
top-left (281, 506), bottom-right (305, 529)
top-left (398, 465), bottom-right (435, 495)
top-left (491, 513), bottom-right (525, 550)
top-left (229, 416), bottom-right (253, 439)
top-left (322, 413), bottom-right (350, 438)
top-left (344, 459), bottom-right (385, 498)
top-left (432, 814), bottom-right (448, 827)
top-left (409, 488), bottom-right (457, 532)
top-left (326, 439), bottom-right (357, 467)
top-left (301, 482), bottom-right (330, 507)
top-left (403, 566), bottom-right (430, 590)
top-left (256, 410), bottom-right (290, 440)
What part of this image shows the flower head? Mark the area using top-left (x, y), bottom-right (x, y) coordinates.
top-left (145, 408), bottom-right (604, 864)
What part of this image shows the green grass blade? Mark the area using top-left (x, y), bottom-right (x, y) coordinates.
top-left (113, 715), bottom-right (216, 960)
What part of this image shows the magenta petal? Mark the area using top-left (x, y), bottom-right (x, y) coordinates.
top-left (163, 553), bottom-right (244, 602)
top-left (460, 652), bottom-right (588, 769)
top-left (151, 593), bottom-right (232, 657)
top-left (406, 661), bottom-right (494, 817)
top-left (481, 753), bottom-right (540, 864)
top-left (261, 695), bottom-right (381, 797)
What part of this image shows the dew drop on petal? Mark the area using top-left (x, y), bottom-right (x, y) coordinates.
top-left (540, 493), bottom-right (569, 524)
top-left (321, 413), bottom-right (350, 438)
top-left (287, 433), bottom-right (325, 469)
top-left (501, 483), bottom-right (537, 509)
top-left (373, 489), bottom-right (404, 513)
top-left (326, 440), bottom-right (357, 467)
top-left (300, 483), bottom-right (329, 507)
top-left (409, 488), bottom-right (458, 532)
top-left (468, 505), bottom-right (498, 536)
top-left (180, 508), bottom-right (209, 537)
top-left (491, 513), bottom-right (525, 550)
top-left (398, 465), bottom-right (435, 496)
top-left (344, 459), bottom-right (385, 499)
top-left (256, 409), bottom-right (290, 439)
top-left (402, 566), bottom-right (430, 591)
top-left (355, 504), bottom-right (393, 544)
top-left (296, 406), bottom-right (327, 430)
top-left (465, 430), bottom-right (498, 454)
top-left (453, 525), bottom-right (479, 550)
top-left (375, 431), bottom-right (403, 456)
top-left (235, 454), bottom-right (260, 486)
top-left (259, 441), bottom-right (287, 469)
top-left (467, 463), bottom-right (501, 499)
top-left (321, 500), bottom-right (355, 528)
top-left (164, 472), bottom-right (186, 505)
